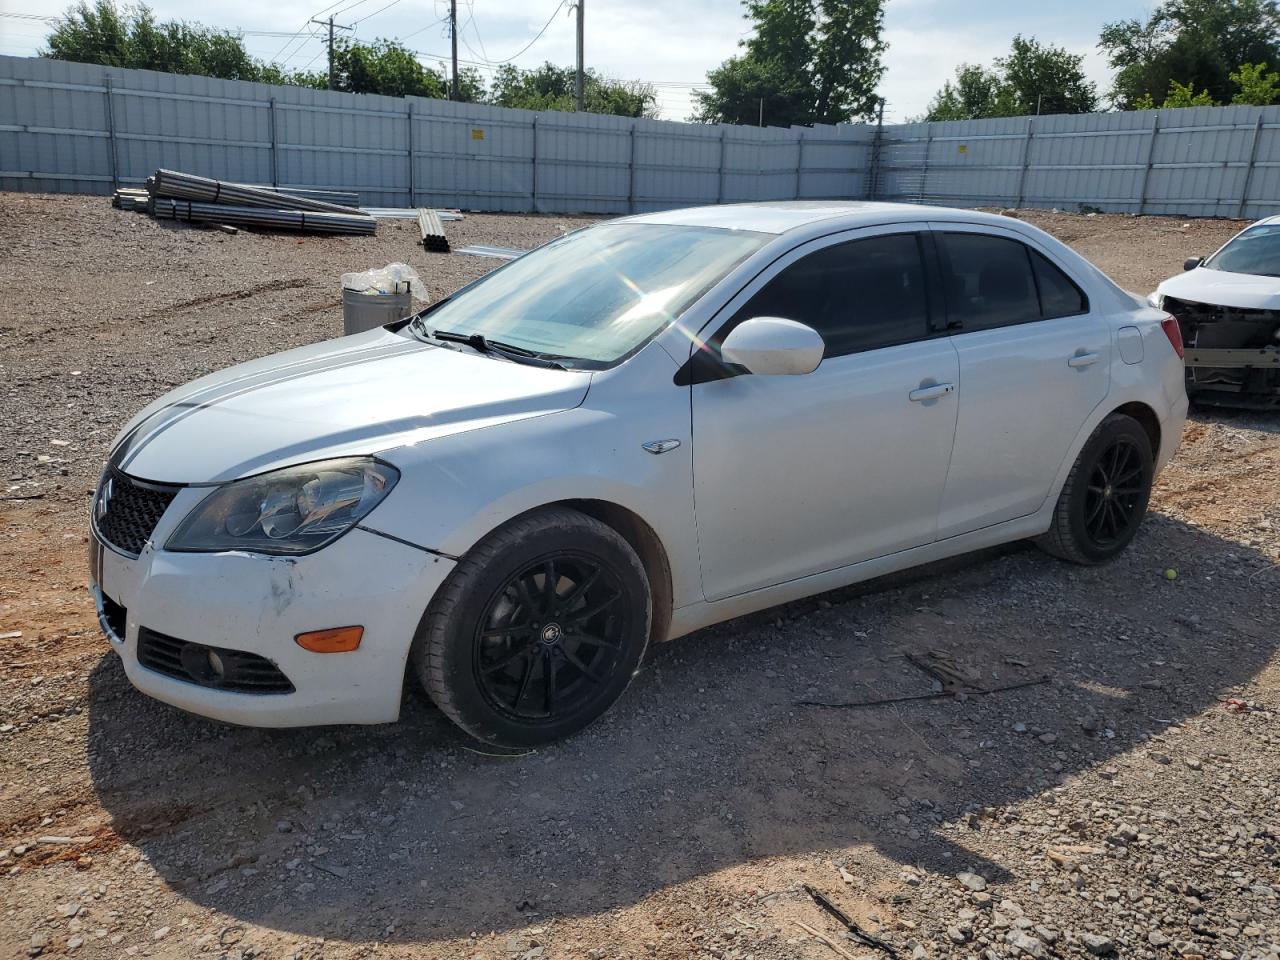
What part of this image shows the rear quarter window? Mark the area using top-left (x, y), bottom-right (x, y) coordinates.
top-left (937, 232), bottom-right (1088, 330)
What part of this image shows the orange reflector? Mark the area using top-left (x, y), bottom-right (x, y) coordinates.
top-left (295, 625), bottom-right (364, 653)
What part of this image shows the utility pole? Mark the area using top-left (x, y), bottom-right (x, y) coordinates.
top-left (758, 97), bottom-right (763, 126)
top-left (574, 0), bottom-right (584, 111)
top-left (449, 0), bottom-right (459, 100)
top-left (310, 15), bottom-right (352, 90)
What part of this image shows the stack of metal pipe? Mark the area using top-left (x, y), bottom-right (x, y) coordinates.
top-left (150, 197), bottom-right (377, 235)
top-left (113, 169), bottom-right (377, 236)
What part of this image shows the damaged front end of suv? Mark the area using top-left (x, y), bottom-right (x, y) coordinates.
top-left (1152, 219), bottom-right (1280, 409)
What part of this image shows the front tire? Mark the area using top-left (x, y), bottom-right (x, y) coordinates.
top-left (412, 507), bottom-right (651, 747)
top-left (1037, 413), bottom-right (1154, 565)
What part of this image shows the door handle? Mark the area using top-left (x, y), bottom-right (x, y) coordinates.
top-left (1068, 352), bottom-right (1101, 368)
top-left (908, 382), bottom-right (956, 402)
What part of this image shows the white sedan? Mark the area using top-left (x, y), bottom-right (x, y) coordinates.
top-left (1150, 215), bottom-right (1280, 408)
top-left (90, 202), bottom-right (1188, 746)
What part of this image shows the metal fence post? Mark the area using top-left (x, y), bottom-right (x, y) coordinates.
top-left (628, 122), bottom-right (637, 213)
top-left (919, 123), bottom-right (931, 202)
top-left (794, 132), bottom-right (804, 199)
top-left (1137, 114), bottom-right (1159, 215)
top-left (1015, 118), bottom-right (1034, 208)
top-left (868, 101), bottom-right (884, 200)
top-left (103, 73), bottom-right (119, 191)
top-left (268, 97), bottom-right (280, 189)
top-left (530, 114), bottom-right (538, 213)
top-left (716, 126), bottom-right (726, 204)
top-left (405, 103), bottom-right (414, 207)
top-left (1237, 112), bottom-right (1264, 220)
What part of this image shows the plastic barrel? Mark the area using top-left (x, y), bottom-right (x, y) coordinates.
top-left (342, 287), bottom-right (412, 336)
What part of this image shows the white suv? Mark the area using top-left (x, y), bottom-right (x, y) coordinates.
top-left (90, 202), bottom-right (1188, 746)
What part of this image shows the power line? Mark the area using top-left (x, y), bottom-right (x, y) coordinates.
top-left (350, 0), bottom-right (404, 29)
top-left (452, 0), bottom-right (569, 66)
top-left (271, 0), bottom-right (348, 61)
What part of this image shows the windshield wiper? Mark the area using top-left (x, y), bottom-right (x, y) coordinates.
top-left (427, 327), bottom-right (570, 370)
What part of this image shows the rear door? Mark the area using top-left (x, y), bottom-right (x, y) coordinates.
top-left (689, 226), bottom-right (961, 602)
top-left (931, 225), bottom-right (1111, 538)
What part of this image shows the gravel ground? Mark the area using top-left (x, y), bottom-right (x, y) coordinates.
top-left (0, 195), bottom-right (1277, 960)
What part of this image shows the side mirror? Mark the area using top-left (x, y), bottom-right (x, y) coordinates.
top-left (1184, 256), bottom-right (1203, 271)
top-left (720, 316), bottom-right (825, 376)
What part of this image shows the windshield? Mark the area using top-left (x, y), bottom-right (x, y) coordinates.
top-left (1204, 223), bottom-right (1280, 277)
top-left (410, 222), bottom-right (770, 366)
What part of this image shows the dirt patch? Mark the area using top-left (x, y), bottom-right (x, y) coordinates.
top-left (0, 196), bottom-right (1276, 960)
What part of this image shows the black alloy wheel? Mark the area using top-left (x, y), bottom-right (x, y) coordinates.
top-left (474, 553), bottom-right (628, 721)
top-left (413, 506), bottom-right (652, 747)
top-left (1081, 436), bottom-right (1146, 549)
top-left (1038, 412), bottom-right (1154, 565)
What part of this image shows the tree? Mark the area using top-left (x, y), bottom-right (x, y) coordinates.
top-left (43, 0), bottom-right (269, 81)
top-left (1100, 0), bottom-right (1280, 109)
top-left (487, 62), bottom-right (657, 118)
top-left (997, 35), bottom-right (1098, 115)
top-left (923, 36), bottom-right (1096, 121)
top-left (1162, 79), bottom-right (1218, 106)
top-left (924, 64), bottom-right (1020, 121)
top-left (1230, 61), bottom-right (1280, 103)
top-left (693, 0), bottom-right (886, 126)
top-left (330, 38), bottom-right (447, 99)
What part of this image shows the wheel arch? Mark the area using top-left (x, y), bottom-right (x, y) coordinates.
top-left (1111, 400), bottom-right (1161, 457)
top-left (546, 499), bottom-right (674, 647)
top-left (435, 498), bottom-right (676, 648)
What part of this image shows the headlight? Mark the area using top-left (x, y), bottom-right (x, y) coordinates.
top-left (1147, 292), bottom-right (1164, 309)
top-left (166, 458), bottom-right (399, 555)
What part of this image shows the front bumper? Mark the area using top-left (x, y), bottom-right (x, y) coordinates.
top-left (90, 490), bottom-right (455, 726)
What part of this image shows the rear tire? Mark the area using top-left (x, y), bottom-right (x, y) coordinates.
top-left (412, 507), bottom-right (651, 747)
top-left (1037, 413), bottom-right (1154, 565)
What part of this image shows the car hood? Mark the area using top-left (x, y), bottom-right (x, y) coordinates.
top-left (110, 328), bottom-right (593, 484)
top-left (1156, 268), bottom-right (1280, 310)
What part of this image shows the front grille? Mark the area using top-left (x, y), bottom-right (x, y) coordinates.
top-left (137, 627), bottom-right (295, 695)
top-left (95, 469), bottom-right (180, 556)
top-left (101, 594), bottom-right (127, 640)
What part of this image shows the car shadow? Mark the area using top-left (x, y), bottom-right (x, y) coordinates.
top-left (83, 512), bottom-right (1276, 945)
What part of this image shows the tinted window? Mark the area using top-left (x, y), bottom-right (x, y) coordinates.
top-left (731, 233), bottom-right (929, 357)
top-left (1031, 250), bottom-right (1088, 318)
top-left (937, 233), bottom-right (1040, 331)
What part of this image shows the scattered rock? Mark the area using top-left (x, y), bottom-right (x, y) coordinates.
top-left (956, 871), bottom-right (988, 892)
top-left (1081, 933), bottom-right (1116, 955)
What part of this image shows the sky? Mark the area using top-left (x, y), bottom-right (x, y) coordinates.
top-left (0, 0), bottom-right (1152, 122)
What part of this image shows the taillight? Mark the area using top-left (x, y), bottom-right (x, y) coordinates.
top-left (1160, 315), bottom-right (1185, 359)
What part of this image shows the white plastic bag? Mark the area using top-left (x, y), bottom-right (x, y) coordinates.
top-left (340, 262), bottom-right (424, 299)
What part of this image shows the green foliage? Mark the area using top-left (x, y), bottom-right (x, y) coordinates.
top-left (1230, 61), bottom-right (1280, 104)
top-left (43, 0), bottom-right (271, 81)
top-left (923, 64), bottom-right (1021, 122)
top-left (997, 35), bottom-right (1098, 115)
top-left (487, 62), bottom-right (657, 118)
top-left (1131, 92), bottom-right (1157, 110)
top-left (693, 0), bottom-right (886, 126)
top-left (924, 36), bottom-right (1096, 121)
top-left (1100, 0), bottom-right (1280, 109)
top-left (330, 38), bottom-right (446, 99)
top-left (1162, 79), bottom-right (1218, 106)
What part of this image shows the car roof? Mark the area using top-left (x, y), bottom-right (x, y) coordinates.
top-left (617, 200), bottom-right (1020, 235)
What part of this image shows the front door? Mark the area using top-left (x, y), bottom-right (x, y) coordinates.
top-left (690, 227), bottom-right (961, 602)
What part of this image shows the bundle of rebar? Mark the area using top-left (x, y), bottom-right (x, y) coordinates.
top-left (150, 198), bottom-right (377, 235)
top-left (150, 169), bottom-right (366, 216)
